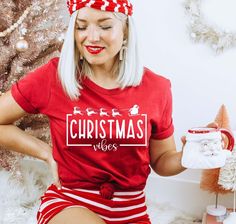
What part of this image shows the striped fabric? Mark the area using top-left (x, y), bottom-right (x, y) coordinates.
top-left (37, 184), bottom-right (151, 224)
top-left (67, 0), bottom-right (133, 16)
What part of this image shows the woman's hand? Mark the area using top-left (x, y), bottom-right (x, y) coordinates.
top-left (46, 155), bottom-right (62, 190)
top-left (181, 122), bottom-right (219, 146)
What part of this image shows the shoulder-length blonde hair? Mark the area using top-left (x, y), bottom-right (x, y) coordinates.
top-left (58, 10), bottom-right (143, 100)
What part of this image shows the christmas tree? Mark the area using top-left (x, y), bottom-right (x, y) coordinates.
top-left (218, 133), bottom-right (236, 223)
top-left (0, 0), bottom-right (68, 177)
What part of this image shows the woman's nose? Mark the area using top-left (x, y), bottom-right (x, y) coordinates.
top-left (87, 26), bottom-right (100, 42)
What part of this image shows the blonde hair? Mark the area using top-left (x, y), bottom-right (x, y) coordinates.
top-left (58, 10), bottom-right (143, 100)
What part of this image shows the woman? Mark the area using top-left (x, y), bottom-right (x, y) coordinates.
top-left (0, 0), bottom-right (186, 223)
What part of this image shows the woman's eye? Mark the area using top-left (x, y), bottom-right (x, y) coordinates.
top-left (76, 26), bottom-right (112, 31)
top-left (101, 26), bottom-right (112, 30)
top-left (77, 27), bottom-right (87, 30)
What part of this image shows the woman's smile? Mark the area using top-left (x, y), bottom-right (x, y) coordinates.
top-left (85, 45), bottom-right (105, 55)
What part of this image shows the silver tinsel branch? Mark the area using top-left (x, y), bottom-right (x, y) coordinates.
top-left (184, 0), bottom-right (236, 53)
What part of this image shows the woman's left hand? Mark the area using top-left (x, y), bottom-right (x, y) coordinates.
top-left (180, 121), bottom-right (219, 147)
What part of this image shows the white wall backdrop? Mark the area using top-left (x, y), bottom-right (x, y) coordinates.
top-left (131, 0), bottom-right (236, 181)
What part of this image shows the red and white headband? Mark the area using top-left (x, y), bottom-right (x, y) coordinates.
top-left (67, 0), bottom-right (133, 16)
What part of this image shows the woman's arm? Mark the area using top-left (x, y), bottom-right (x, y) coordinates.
top-left (149, 135), bottom-right (186, 176)
top-left (0, 90), bottom-right (61, 188)
top-left (0, 91), bottom-right (52, 163)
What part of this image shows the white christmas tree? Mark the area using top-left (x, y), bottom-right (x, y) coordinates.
top-left (218, 131), bottom-right (236, 224)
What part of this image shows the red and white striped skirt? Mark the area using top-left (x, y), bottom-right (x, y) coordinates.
top-left (37, 184), bottom-right (151, 224)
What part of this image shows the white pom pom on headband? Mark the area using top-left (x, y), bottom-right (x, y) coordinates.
top-left (67, 0), bottom-right (133, 16)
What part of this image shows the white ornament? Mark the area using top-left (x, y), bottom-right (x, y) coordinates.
top-left (16, 66), bottom-right (24, 74)
top-left (20, 28), bottom-right (28, 36)
top-left (57, 33), bottom-right (65, 43)
top-left (15, 37), bottom-right (29, 52)
top-left (190, 32), bottom-right (197, 38)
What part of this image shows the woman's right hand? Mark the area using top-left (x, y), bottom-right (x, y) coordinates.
top-left (47, 155), bottom-right (62, 190)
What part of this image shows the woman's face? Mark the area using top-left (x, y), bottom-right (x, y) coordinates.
top-left (75, 7), bottom-right (126, 69)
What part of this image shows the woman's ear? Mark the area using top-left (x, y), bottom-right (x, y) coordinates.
top-left (123, 24), bottom-right (128, 40)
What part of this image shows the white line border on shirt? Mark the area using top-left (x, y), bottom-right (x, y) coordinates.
top-left (66, 114), bottom-right (92, 147)
top-left (120, 114), bottom-right (147, 147)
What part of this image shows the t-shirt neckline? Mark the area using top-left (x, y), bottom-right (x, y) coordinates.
top-left (82, 76), bottom-right (124, 95)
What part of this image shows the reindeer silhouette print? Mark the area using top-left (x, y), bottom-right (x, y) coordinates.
top-left (112, 109), bottom-right (122, 117)
top-left (100, 108), bottom-right (109, 117)
top-left (73, 107), bottom-right (83, 115)
top-left (86, 108), bottom-right (98, 116)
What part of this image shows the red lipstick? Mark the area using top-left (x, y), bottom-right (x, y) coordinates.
top-left (85, 46), bottom-right (105, 55)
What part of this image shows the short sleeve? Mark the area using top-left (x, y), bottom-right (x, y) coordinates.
top-left (11, 58), bottom-right (58, 114)
top-left (151, 80), bottom-right (174, 140)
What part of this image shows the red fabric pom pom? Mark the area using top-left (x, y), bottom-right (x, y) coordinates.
top-left (99, 182), bottom-right (115, 200)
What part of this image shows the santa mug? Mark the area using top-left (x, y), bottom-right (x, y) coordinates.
top-left (181, 127), bottom-right (235, 169)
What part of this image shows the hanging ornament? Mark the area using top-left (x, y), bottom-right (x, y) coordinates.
top-left (15, 25), bottom-right (29, 53)
top-left (57, 32), bottom-right (65, 43)
top-left (15, 64), bottom-right (24, 74)
top-left (57, 32), bottom-right (66, 52)
top-left (15, 37), bottom-right (29, 52)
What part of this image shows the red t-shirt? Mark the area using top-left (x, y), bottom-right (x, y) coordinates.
top-left (11, 57), bottom-right (174, 191)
